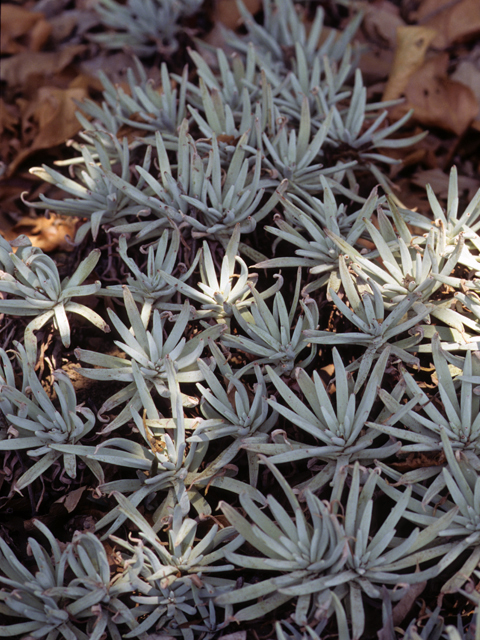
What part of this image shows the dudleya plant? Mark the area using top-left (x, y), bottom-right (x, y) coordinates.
top-left (244, 347), bottom-right (401, 494)
top-left (304, 255), bottom-right (431, 391)
top-left (110, 492), bottom-right (242, 639)
top-left (369, 333), bottom-right (480, 463)
top-left (0, 336), bottom-right (103, 491)
top-left (221, 270), bottom-right (319, 377)
top-left (76, 286), bottom-right (223, 431)
top-left (91, 0), bottom-right (203, 56)
top-left (25, 132), bottom-right (152, 244)
top-left (255, 178), bottom-right (379, 293)
top-left (102, 225), bottom-right (200, 325)
top-left (0, 520), bottom-right (141, 640)
top-left (0, 237), bottom-right (109, 347)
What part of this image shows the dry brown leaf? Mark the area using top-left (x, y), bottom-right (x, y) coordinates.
top-left (0, 45), bottom-right (86, 87)
top-left (414, 0), bottom-right (480, 49)
top-left (215, 0), bottom-right (262, 29)
top-left (1, 5), bottom-right (49, 54)
top-left (412, 168), bottom-right (480, 199)
top-left (363, 0), bottom-right (405, 49)
top-left (383, 25), bottom-right (437, 101)
top-left (0, 99), bottom-right (18, 135)
top-left (55, 486), bottom-right (86, 513)
top-left (8, 86), bottom-right (87, 175)
top-left (398, 53), bottom-right (479, 136)
top-left (5, 215), bottom-right (77, 252)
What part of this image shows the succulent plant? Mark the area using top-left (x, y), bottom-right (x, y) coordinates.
top-left (91, 0), bottom-right (203, 56)
top-left (102, 225), bottom-right (199, 325)
top-left (370, 333), bottom-right (480, 462)
top-left (61, 356), bottom-right (214, 537)
top-left (104, 123), bottom-right (285, 249)
top-left (109, 492), bottom-right (242, 639)
top-left (191, 340), bottom-right (279, 486)
top-left (25, 132), bottom-right (152, 244)
top-left (76, 286), bottom-right (223, 431)
top-left (254, 178), bottom-right (379, 293)
top-left (0, 337), bottom-right (103, 491)
top-left (216, 456), bottom-right (351, 626)
top-left (228, 0), bottom-right (361, 69)
top-left (377, 432), bottom-right (480, 596)
top-left (304, 255), bottom-right (430, 391)
top-left (77, 61), bottom-right (187, 144)
top-left (328, 203), bottom-right (468, 331)
top-left (221, 270), bottom-right (319, 377)
top-left (159, 223), bottom-right (281, 324)
top-left (0, 238), bottom-right (109, 347)
top-left (0, 520), bottom-right (140, 640)
top-left (244, 347), bottom-right (400, 494)
top-left (280, 462), bottom-right (464, 640)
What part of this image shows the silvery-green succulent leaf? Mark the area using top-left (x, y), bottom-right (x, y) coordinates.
top-left (183, 45), bottom-right (260, 143)
top-left (104, 122), bottom-right (284, 247)
top-left (325, 69), bottom-right (426, 176)
top-left (227, 0), bottom-right (361, 68)
top-left (0, 337), bottom-right (102, 491)
top-left (102, 225), bottom-right (200, 324)
top-left (255, 179), bottom-right (379, 293)
top-left (378, 433), bottom-right (480, 594)
top-left (78, 60), bottom-right (187, 144)
top-left (328, 208), bottom-right (466, 330)
top-left (0, 239), bottom-right (109, 347)
top-left (258, 346), bottom-right (400, 483)
top-left (304, 255), bottom-right (430, 391)
top-left (298, 462), bottom-right (465, 640)
top-left (0, 520), bottom-right (141, 640)
top-left (257, 105), bottom-right (362, 202)
top-left (221, 270), bottom-right (319, 377)
top-left (159, 224), bottom-right (265, 324)
top-left (217, 456), bottom-right (351, 626)
top-left (72, 358), bottom-right (217, 537)
top-left (76, 286), bottom-right (223, 431)
top-left (25, 132), bottom-right (151, 244)
top-left (102, 492), bottom-right (240, 638)
top-left (369, 333), bottom-right (480, 460)
top-left (91, 0), bottom-right (203, 56)
top-left (275, 591), bottom-right (351, 640)
top-left (191, 342), bottom-right (278, 485)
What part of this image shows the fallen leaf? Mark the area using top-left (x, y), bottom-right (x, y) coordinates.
top-left (362, 0), bottom-right (405, 49)
top-left (8, 86), bottom-right (87, 175)
top-left (55, 485), bottom-right (86, 513)
top-left (215, 0), bottom-right (262, 29)
top-left (0, 5), bottom-right (49, 54)
top-left (451, 58), bottom-right (480, 128)
top-left (0, 44), bottom-right (86, 87)
top-left (414, 0), bottom-right (480, 49)
top-left (383, 25), bottom-right (437, 101)
top-left (412, 168), bottom-right (480, 200)
top-left (0, 99), bottom-right (18, 135)
top-left (5, 215), bottom-right (77, 252)
top-left (400, 53), bottom-right (478, 135)
top-left (393, 581), bottom-right (427, 626)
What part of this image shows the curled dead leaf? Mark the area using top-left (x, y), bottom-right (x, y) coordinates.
top-left (8, 85), bottom-right (87, 175)
top-left (1, 5), bottom-right (51, 54)
top-left (4, 215), bottom-right (77, 252)
top-left (395, 53), bottom-right (479, 136)
top-left (215, 0), bottom-right (261, 29)
top-left (414, 0), bottom-right (480, 49)
top-left (0, 44), bottom-right (86, 87)
top-left (383, 25), bottom-right (437, 102)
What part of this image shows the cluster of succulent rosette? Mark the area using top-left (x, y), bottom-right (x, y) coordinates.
top-left (2, 0), bottom-right (480, 638)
